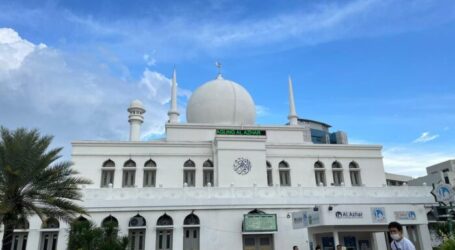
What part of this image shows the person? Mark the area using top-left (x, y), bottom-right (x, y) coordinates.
top-left (388, 221), bottom-right (416, 250)
top-left (293, 246), bottom-right (299, 250)
top-left (315, 245), bottom-right (321, 250)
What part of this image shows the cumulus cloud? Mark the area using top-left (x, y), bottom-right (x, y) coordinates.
top-left (413, 132), bottom-right (439, 143)
top-left (0, 28), bottom-right (190, 159)
top-left (383, 147), bottom-right (453, 177)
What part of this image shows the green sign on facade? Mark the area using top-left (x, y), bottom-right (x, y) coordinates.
top-left (216, 129), bottom-right (266, 136)
top-left (243, 214), bottom-right (277, 232)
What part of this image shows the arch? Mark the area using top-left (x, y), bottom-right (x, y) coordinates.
top-left (278, 160), bottom-right (289, 168)
top-left (42, 218), bottom-right (59, 229)
top-left (76, 216), bottom-right (89, 222)
top-left (124, 159), bottom-right (136, 168)
top-left (248, 209), bottom-right (266, 214)
top-left (184, 159), bottom-right (195, 168)
top-left (144, 159), bottom-right (157, 168)
top-left (129, 214), bottom-right (147, 227)
top-left (349, 161), bottom-right (359, 168)
top-left (157, 214), bottom-right (173, 226)
top-left (15, 218), bottom-right (30, 229)
top-left (184, 213), bottom-right (200, 225)
top-left (203, 160), bottom-right (213, 168)
top-left (266, 161), bottom-right (272, 168)
top-left (332, 161), bottom-right (342, 168)
top-left (314, 161), bottom-right (324, 168)
top-left (103, 159), bottom-right (115, 168)
top-left (102, 215), bottom-right (119, 228)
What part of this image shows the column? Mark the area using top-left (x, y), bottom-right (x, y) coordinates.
top-left (173, 225), bottom-right (183, 250)
top-left (333, 231), bottom-right (340, 246)
top-left (56, 228), bottom-right (69, 250)
top-left (25, 230), bottom-right (40, 250)
top-left (373, 232), bottom-right (387, 250)
top-left (416, 224), bottom-right (432, 250)
top-left (145, 226), bottom-right (155, 250)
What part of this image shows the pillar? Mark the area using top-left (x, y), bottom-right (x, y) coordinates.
top-left (416, 224), bottom-right (432, 250)
top-left (333, 230), bottom-right (340, 246)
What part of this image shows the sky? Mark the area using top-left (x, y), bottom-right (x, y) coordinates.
top-left (0, 0), bottom-right (454, 177)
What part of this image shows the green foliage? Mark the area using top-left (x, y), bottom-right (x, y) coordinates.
top-left (68, 220), bottom-right (128, 250)
top-left (0, 127), bottom-right (92, 250)
top-left (439, 237), bottom-right (455, 250)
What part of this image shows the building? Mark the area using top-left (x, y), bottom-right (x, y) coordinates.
top-left (296, 118), bottom-right (348, 144)
top-left (385, 173), bottom-right (413, 186)
top-left (408, 160), bottom-right (455, 187)
top-left (3, 70), bottom-right (434, 250)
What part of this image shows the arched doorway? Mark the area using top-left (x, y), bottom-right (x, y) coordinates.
top-left (183, 213), bottom-right (200, 250)
top-left (129, 214), bottom-right (146, 250)
top-left (156, 214), bottom-right (173, 250)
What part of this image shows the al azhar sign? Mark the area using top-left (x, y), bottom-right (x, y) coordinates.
top-left (431, 183), bottom-right (455, 204)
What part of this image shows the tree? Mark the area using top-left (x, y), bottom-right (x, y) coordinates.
top-left (0, 127), bottom-right (91, 250)
top-left (68, 220), bottom-right (128, 250)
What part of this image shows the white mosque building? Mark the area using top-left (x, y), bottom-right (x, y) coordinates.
top-left (6, 69), bottom-right (434, 250)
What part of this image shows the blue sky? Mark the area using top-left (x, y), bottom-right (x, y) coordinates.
top-left (0, 0), bottom-right (454, 177)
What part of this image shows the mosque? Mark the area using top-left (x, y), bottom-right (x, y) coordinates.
top-left (7, 68), bottom-right (434, 250)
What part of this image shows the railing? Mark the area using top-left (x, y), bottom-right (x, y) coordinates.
top-left (80, 186), bottom-right (435, 210)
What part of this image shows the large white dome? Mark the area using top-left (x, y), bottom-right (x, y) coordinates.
top-left (186, 75), bottom-right (256, 125)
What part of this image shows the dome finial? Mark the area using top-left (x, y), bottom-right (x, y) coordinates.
top-left (215, 61), bottom-right (223, 79)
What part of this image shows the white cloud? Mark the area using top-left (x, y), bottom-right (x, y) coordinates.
top-left (0, 28), bottom-right (46, 71)
top-left (255, 105), bottom-right (269, 117)
top-left (383, 147), bottom-right (454, 177)
top-left (0, 28), bottom-right (190, 159)
top-left (413, 131), bottom-right (439, 143)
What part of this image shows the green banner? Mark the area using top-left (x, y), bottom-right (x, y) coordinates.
top-left (243, 214), bottom-right (277, 232)
top-left (216, 129), bottom-right (266, 136)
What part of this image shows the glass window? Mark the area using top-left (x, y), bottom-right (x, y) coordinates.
top-left (203, 160), bottom-right (214, 187)
top-left (144, 159), bottom-right (157, 187)
top-left (314, 161), bottom-right (326, 186)
top-left (184, 160), bottom-right (196, 187)
top-left (266, 161), bottom-right (273, 187)
top-left (332, 161), bottom-right (343, 186)
top-left (279, 161), bottom-right (291, 186)
top-left (101, 159), bottom-right (115, 187)
top-left (349, 161), bottom-right (361, 186)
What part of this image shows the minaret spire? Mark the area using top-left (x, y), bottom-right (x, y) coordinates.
top-left (168, 67), bottom-right (180, 123)
top-left (288, 75), bottom-right (298, 126)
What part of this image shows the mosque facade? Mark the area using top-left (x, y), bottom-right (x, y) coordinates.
top-left (6, 69), bottom-right (434, 250)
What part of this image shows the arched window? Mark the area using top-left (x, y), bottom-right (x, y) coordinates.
top-left (266, 161), bottom-right (273, 187)
top-left (144, 159), bottom-right (157, 187)
top-left (279, 161), bottom-right (291, 186)
top-left (42, 218), bottom-right (59, 229)
top-left (203, 160), bottom-right (214, 187)
top-left (332, 161), bottom-right (344, 186)
top-left (123, 159), bottom-right (136, 187)
top-left (183, 213), bottom-right (200, 249)
top-left (183, 160), bottom-right (196, 187)
top-left (12, 218), bottom-right (29, 250)
top-left (101, 159), bottom-right (115, 187)
top-left (102, 215), bottom-right (119, 228)
top-left (349, 161), bottom-right (362, 186)
top-left (156, 214), bottom-right (173, 250)
top-left (40, 218), bottom-right (59, 250)
top-left (314, 161), bottom-right (326, 186)
top-left (129, 215), bottom-right (146, 250)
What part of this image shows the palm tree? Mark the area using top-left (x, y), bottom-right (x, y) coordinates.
top-left (0, 127), bottom-right (92, 250)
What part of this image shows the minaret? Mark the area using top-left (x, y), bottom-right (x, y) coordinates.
top-left (128, 100), bottom-right (146, 141)
top-left (168, 68), bottom-right (180, 123)
top-left (288, 76), bottom-right (298, 126)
